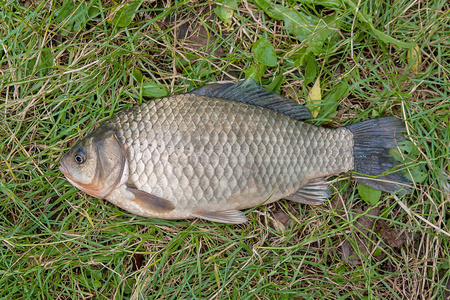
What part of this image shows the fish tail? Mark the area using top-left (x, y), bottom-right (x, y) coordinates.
top-left (346, 117), bottom-right (411, 194)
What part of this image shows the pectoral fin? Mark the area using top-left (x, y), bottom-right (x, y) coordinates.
top-left (126, 184), bottom-right (175, 213)
top-left (285, 177), bottom-right (329, 205)
top-left (192, 210), bottom-right (247, 224)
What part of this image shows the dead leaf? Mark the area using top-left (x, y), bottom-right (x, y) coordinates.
top-left (175, 22), bottom-right (225, 57)
top-left (374, 220), bottom-right (406, 248)
top-left (336, 200), bottom-right (411, 265)
top-left (132, 253), bottom-right (145, 271)
top-left (341, 208), bottom-right (385, 265)
top-left (407, 44), bottom-right (422, 73)
top-left (273, 211), bottom-right (290, 225)
top-left (353, 207), bottom-right (379, 235)
top-left (307, 77), bottom-right (321, 118)
top-left (341, 240), bottom-right (364, 265)
top-left (271, 211), bottom-right (291, 233)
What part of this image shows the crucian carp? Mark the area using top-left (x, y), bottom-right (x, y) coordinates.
top-left (60, 79), bottom-right (410, 224)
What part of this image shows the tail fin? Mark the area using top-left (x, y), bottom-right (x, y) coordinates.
top-left (346, 117), bottom-right (411, 194)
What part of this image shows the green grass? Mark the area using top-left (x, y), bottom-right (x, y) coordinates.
top-left (1, 0), bottom-right (449, 299)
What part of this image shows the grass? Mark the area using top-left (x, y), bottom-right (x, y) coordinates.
top-left (1, 0), bottom-right (449, 299)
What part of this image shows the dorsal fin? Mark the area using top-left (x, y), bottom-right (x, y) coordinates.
top-left (189, 78), bottom-right (313, 120)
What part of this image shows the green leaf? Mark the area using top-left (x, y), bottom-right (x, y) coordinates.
top-left (253, 0), bottom-right (337, 55)
top-left (373, 246), bottom-right (383, 257)
top-left (55, 1), bottom-right (88, 36)
top-left (342, 0), bottom-right (415, 49)
top-left (214, 0), bottom-right (239, 26)
top-left (318, 81), bottom-right (350, 119)
top-left (265, 73), bottom-right (284, 92)
top-left (370, 27), bottom-right (415, 49)
top-left (407, 167), bottom-right (427, 183)
top-left (132, 70), bottom-right (143, 83)
top-left (295, 0), bottom-right (343, 8)
top-left (123, 278), bottom-right (136, 294)
top-left (141, 81), bottom-right (168, 98)
top-left (357, 183), bottom-right (382, 205)
top-left (389, 140), bottom-right (426, 183)
top-left (88, 5), bottom-right (102, 19)
top-left (304, 53), bottom-right (317, 85)
top-left (38, 48), bottom-right (53, 73)
top-left (26, 48), bottom-right (53, 76)
top-left (252, 38), bottom-right (278, 67)
top-left (255, 0), bottom-right (414, 50)
top-left (111, 1), bottom-right (142, 28)
top-left (390, 140), bottom-right (413, 161)
top-left (245, 64), bottom-right (266, 81)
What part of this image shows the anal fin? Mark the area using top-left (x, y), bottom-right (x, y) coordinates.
top-left (191, 210), bottom-right (247, 224)
top-left (126, 184), bottom-right (175, 213)
top-left (285, 177), bottom-right (329, 205)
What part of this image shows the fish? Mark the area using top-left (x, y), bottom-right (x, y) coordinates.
top-left (59, 79), bottom-right (410, 224)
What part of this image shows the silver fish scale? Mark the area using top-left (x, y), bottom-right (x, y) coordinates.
top-left (105, 94), bottom-right (353, 213)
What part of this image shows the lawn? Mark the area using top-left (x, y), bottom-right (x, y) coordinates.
top-left (1, 0), bottom-right (449, 299)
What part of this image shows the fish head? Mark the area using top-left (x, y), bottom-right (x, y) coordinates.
top-left (60, 129), bottom-right (125, 199)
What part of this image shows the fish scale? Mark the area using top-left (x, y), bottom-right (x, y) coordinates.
top-left (105, 93), bottom-right (353, 213)
top-left (60, 79), bottom-right (409, 224)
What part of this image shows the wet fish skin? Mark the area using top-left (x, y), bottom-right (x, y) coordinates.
top-left (107, 94), bottom-right (353, 214)
top-left (60, 79), bottom-right (409, 224)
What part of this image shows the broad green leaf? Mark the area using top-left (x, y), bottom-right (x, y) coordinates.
top-left (141, 81), bottom-right (168, 98)
top-left (214, 0), bottom-right (238, 26)
top-left (88, 5), bottom-right (102, 19)
top-left (124, 278), bottom-right (136, 294)
top-left (318, 81), bottom-right (349, 119)
top-left (55, 1), bottom-right (88, 35)
top-left (373, 247), bottom-right (383, 257)
top-left (252, 38), bottom-right (277, 67)
top-left (256, 0), bottom-right (415, 50)
top-left (38, 48), bottom-right (53, 73)
top-left (390, 140), bottom-right (414, 161)
top-left (439, 261), bottom-right (450, 270)
top-left (406, 167), bottom-right (427, 183)
top-left (342, 0), bottom-right (415, 49)
top-left (370, 27), bottom-right (415, 49)
top-left (293, 48), bottom-right (308, 67)
top-left (307, 77), bottom-right (321, 118)
top-left (295, 0), bottom-right (343, 7)
top-left (265, 73), bottom-right (284, 92)
top-left (388, 140), bottom-right (427, 183)
top-left (26, 48), bottom-right (53, 76)
top-left (253, 0), bottom-right (337, 54)
top-left (304, 53), bottom-right (317, 85)
top-left (357, 183), bottom-right (382, 205)
top-left (245, 64), bottom-right (266, 82)
top-left (132, 70), bottom-right (143, 83)
top-left (111, 1), bottom-right (141, 28)
top-left (335, 264), bottom-right (348, 275)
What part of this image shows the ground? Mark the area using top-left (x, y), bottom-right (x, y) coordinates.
top-left (1, 0), bottom-right (449, 299)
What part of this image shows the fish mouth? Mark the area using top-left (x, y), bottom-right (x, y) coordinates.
top-left (59, 162), bottom-right (71, 179)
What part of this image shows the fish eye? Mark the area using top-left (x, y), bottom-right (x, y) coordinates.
top-left (74, 150), bottom-right (86, 164)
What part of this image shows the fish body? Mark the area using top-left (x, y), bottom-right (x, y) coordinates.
top-left (60, 79), bottom-right (409, 223)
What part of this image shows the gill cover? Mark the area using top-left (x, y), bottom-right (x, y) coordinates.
top-left (94, 130), bottom-right (125, 197)
top-left (60, 128), bottom-right (125, 199)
